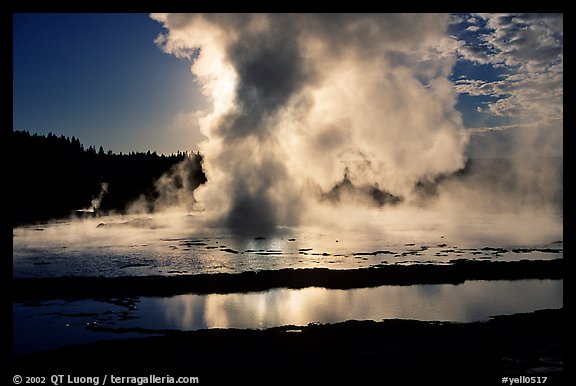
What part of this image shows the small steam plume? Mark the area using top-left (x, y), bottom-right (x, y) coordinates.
top-left (128, 152), bottom-right (206, 214)
top-left (91, 182), bottom-right (109, 211)
top-left (78, 182), bottom-right (109, 213)
top-left (150, 13), bottom-right (469, 236)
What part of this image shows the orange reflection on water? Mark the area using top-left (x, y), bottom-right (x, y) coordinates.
top-left (153, 279), bottom-right (563, 330)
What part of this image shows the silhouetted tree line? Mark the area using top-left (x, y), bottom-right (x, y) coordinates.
top-left (11, 130), bottom-right (206, 226)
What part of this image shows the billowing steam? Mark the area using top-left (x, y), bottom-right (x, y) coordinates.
top-left (144, 13), bottom-right (563, 242)
top-left (150, 13), bottom-right (470, 235)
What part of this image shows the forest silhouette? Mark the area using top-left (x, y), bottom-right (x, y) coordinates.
top-left (11, 130), bottom-right (206, 226)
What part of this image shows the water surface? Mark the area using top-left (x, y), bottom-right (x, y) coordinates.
top-left (14, 279), bottom-right (562, 355)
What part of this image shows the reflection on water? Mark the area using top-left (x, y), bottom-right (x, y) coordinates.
top-left (14, 279), bottom-right (562, 355)
top-left (131, 279), bottom-right (563, 329)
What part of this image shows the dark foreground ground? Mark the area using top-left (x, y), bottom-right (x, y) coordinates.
top-left (11, 309), bottom-right (563, 383)
top-left (12, 259), bottom-right (563, 299)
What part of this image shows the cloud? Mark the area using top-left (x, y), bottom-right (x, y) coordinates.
top-left (481, 14), bottom-right (562, 69)
top-left (466, 118), bottom-right (562, 134)
top-left (454, 14), bottom-right (562, 124)
top-left (453, 13), bottom-right (562, 163)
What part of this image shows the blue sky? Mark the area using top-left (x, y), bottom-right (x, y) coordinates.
top-left (13, 13), bottom-right (563, 157)
top-left (13, 13), bottom-right (206, 154)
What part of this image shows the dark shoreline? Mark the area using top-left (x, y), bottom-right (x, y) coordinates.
top-left (12, 309), bottom-right (563, 377)
top-left (13, 259), bottom-right (563, 300)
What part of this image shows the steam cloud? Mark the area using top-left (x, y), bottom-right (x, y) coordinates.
top-left (149, 14), bottom-right (469, 235)
top-left (150, 13), bottom-right (561, 236)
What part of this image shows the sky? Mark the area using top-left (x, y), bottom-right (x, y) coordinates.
top-left (12, 13), bottom-right (563, 157)
top-left (13, 13), bottom-right (208, 155)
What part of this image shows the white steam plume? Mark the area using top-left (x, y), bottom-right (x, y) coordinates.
top-left (150, 13), bottom-right (471, 235)
top-left (79, 182), bottom-right (108, 213)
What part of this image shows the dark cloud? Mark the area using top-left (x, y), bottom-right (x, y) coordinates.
top-left (218, 23), bottom-right (311, 141)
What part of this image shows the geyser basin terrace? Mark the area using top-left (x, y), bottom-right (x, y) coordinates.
top-left (13, 206), bottom-right (563, 279)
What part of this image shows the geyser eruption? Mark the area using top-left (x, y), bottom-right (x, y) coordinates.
top-left (150, 14), bottom-right (475, 235)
